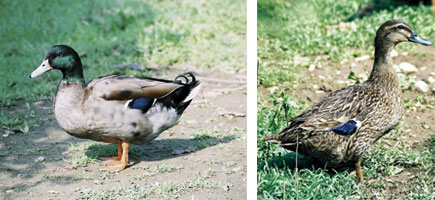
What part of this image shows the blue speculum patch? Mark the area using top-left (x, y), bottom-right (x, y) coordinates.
top-left (332, 120), bottom-right (358, 135)
top-left (128, 97), bottom-right (154, 113)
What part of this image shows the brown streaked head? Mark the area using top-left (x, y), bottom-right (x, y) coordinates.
top-left (376, 20), bottom-right (432, 46)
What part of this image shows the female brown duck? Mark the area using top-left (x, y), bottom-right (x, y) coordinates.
top-left (263, 20), bottom-right (432, 182)
top-left (30, 45), bottom-right (201, 171)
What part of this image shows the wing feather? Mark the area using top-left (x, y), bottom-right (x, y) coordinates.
top-left (85, 75), bottom-right (182, 101)
top-left (288, 84), bottom-right (376, 132)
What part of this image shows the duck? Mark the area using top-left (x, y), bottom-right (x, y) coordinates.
top-left (262, 20), bottom-right (432, 182)
top-left (29, 45), bottom-right (201, 171)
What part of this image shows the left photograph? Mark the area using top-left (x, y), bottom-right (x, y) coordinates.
top-left (0, 0), bottom-right (246, 199)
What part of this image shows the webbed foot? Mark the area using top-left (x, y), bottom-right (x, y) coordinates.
top-left (100, 142), bottom-right (130, 171)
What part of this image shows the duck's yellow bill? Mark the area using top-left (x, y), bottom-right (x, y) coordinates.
top-left (29, 59), bottom-right (52, 78)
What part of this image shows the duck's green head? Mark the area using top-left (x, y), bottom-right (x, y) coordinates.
top-left (30, 45), bottom-right (84, 82)
top-left (376, 20), bottom-right (433, 46)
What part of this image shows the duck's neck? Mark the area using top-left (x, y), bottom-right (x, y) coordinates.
top-left (54, 62), bottom-right (86, 121)
top-left (63, 73), bottom-right (85, 83)
top-left (62, 62), bottom-right (85, 83)
top-left (55, 61), bottom-right (86, 111)
top-left (367, 39), bottom-right (399, 89)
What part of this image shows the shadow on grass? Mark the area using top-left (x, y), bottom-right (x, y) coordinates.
top-left (258, 151), bottom-right (355, 177)
top-left (1, 113), bottom-right (236, 196)
top-left (0, 121), bottom-right (86, 193)
top-left (258, 152), bottom-right (314, 171)
top-left (84, 136), bottom-right (237, 167)
top-left (425, 134), bottom-right (435, 152)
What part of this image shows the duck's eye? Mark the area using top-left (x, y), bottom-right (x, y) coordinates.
top-left (392, 25), bottom-right (405, 31)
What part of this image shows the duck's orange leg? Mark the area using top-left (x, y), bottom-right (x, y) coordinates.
top-left (100, 143), bottom-right (122, 165)
top-left (101, 142), bottom-right (129, 171)
top-left (355, 159), bottom-right (364, 183)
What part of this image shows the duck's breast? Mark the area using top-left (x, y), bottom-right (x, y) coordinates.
top-left (53, 81), bottom-right (87, 134)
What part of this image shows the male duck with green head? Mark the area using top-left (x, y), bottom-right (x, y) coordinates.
top-left (30, 45), bottom-right (201, 171)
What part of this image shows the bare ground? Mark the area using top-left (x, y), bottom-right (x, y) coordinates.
top-left (0, 69), bottom-right (246, 199)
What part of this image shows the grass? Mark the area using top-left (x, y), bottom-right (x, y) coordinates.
top-left (0, 0), bottom-right (246, 131)
top-left (0, 109), bottom-right (51, 133)
top-left (258, 0), bottom-right (434, 199)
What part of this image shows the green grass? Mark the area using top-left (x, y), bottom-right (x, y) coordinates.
top-left (258, 0), bottom-right (434, 199)
top-left (0, 108), bottom-right (51, 132)
top-left (0, 0), bottom-right (246, 130)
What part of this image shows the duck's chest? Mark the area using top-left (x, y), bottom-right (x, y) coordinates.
top-left (380, 88), bottom-right (404, 129)
top-left (53, 81), bottom-right (86, 132)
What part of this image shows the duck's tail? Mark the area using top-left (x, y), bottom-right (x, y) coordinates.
top-left (157, 73), bottom-right (201, 114)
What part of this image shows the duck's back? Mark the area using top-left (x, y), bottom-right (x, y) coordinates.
top-left (85, 75), bottom-right (183, 100)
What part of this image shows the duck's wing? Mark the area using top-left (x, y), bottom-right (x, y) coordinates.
top-left (264, 84), bottom-right (377, 143)
top-left (85, 75), bottom-right (183, 101)
top-left (296, 85), bottom-right (372, 131)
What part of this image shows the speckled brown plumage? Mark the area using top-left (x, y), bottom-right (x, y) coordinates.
top-left (263, 20), bottom-right (433, 182)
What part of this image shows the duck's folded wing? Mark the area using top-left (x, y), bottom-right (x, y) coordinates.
top-left (273, 85), bottom-right (376, 142)
top-left (297, 85), bottom-right (373, 132)
top-left (86, 75), bottom-right (182, 100)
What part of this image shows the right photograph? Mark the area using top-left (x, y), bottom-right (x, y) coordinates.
top-left (257, 0), bottom-right (434, 199)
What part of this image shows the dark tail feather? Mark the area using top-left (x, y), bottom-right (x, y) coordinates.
top-left (174, 72), bottom-right (197, 85)
top-left (157, 73), bottom-right (201, 114)
top-left (140, 72), bottom-right (197, 85)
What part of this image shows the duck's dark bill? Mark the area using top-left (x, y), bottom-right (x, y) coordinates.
top-left (29, 59), bottom-right (52, 78)
top-left (408, 32), bottom-right (433, 46)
